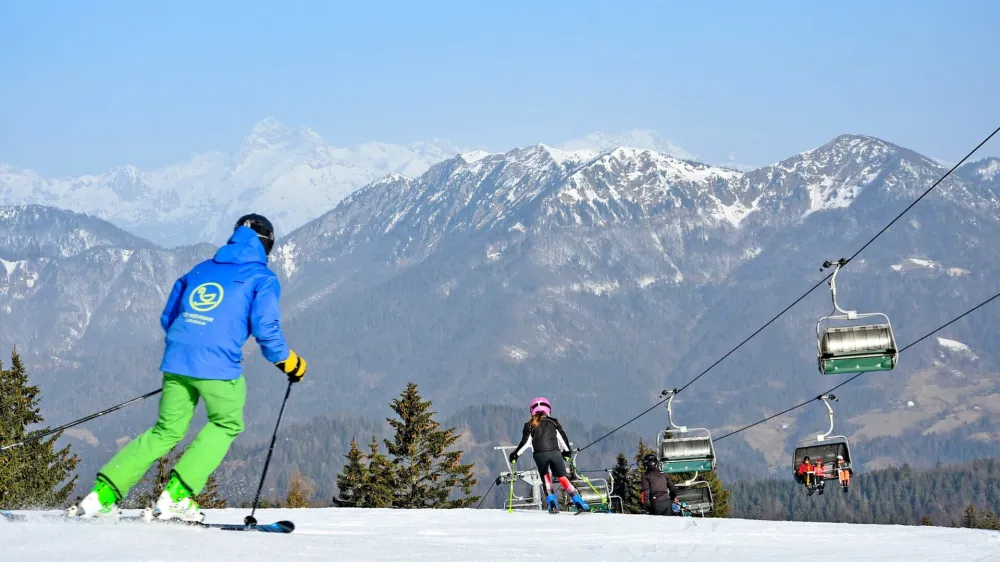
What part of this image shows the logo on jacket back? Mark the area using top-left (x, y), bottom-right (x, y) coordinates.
top-left (189, 283), bottom-right (224, 312)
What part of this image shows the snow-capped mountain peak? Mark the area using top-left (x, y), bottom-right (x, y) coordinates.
top-left (0, 120), bottom-right (470, 246)
top-left (558, 129), bottom-right (696, 161)
top-left (459, 150), bottom-right (493, 164)
top-left (242, 117), bottom-right (322, 148)
top-left (973, 157), bottom-right (1000, 181)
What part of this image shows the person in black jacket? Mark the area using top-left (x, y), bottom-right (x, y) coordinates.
top-left (640, 453), bottom-right (680, 515)
top-left (509, 397), bottom-right (590, 513)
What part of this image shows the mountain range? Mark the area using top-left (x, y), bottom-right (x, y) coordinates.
top-left (0, 119), bottom-right (695, 247)
top-left (1, 131), bottom-right (999, 490)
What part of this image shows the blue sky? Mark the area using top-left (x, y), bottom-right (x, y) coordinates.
top-left (1, 0), bottom-right (998, 176)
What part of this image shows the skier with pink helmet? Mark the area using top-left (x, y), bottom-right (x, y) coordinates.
top-left (509, 397), bottom-right (590, 513)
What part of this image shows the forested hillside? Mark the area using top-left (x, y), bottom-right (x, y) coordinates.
top-left (730, 458), bottom-right (1000, 526)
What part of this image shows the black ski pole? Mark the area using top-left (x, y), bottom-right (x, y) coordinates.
top-left (245, 380), bottom-right (294, 526)
top-left (1, 388), bottom-right (163, 452)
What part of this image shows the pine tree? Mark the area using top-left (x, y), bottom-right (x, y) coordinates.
top-left (333, 439), bottom-right (367, 507)
top-left (196, 472), bottom-right (227, 509)
top-left (620, 438), bottom-right (656, 514)
top-left (361, 436), bottom-right (396, 508)
top-left (382, 383), bottom-right (479, 508)
top-left (981, 510), bottom-right (1000, 531)
top-left (610, 453), bottom-right (633, 513)
top-left (962, 504), bottom-right (980, 528)
top-left (0, 350), bottom-right (79, 509)
top-left (920, 515), bottom-right (933, 526)
top-left (284, 469), bottom-right (315, 508)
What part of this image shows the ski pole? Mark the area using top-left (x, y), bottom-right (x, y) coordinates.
top-left (568, 453), bottom-right (603, 504)
top-left (508, 460), bottom-right (515, 513)
top-left (245, 380), bottom-right (293, 527)
top-left (0, 388), bottom-right (163, 452)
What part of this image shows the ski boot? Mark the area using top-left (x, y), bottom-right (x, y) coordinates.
top-left (66, 477), bottom-right (121, 519)
top-left (546, 494), bottom-right (560, 514)
top-left (570, 494), bottom-right (590, 512)
top-left (153, 472), bottom-right (204, 523)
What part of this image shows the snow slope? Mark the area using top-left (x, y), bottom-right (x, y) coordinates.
top-left (2, 508), bottom-right (998, 561)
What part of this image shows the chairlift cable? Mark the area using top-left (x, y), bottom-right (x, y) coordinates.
top-left (715, 289), bottom-right (1000, 442)
top-left (574, 125), bottom-right (1000, 452)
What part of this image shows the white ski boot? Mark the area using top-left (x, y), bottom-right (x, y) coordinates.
top-left (67, 479), bottom-right (121, 520)
top-left (153, 473), bottom-right (205, 523)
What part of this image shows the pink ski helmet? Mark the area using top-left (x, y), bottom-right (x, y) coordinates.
top-left (529, 397), bottom-right (551, 416)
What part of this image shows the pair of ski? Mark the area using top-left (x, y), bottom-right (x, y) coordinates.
top-left (547, 506), bottom-right (590, 516)
top-left (0, 510), bottom-right (294, 534)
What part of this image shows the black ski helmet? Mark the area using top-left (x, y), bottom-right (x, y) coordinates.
top-left (642, 453), bottom-right (659, 470)
top-left (235, 213), bottom-right (275, 255)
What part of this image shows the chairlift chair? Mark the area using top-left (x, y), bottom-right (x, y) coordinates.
top-left (566, 450), bottom-right (612, 513)
top-left (674, 473), bottom-right (714, 516)
top-left (607, 469), bottom-right (624, 514)
top-left (656, 390), bottom-right (717, 474)
top-left (791, 395), bottom-right (853, 481)
top-left (817, 259), bottom-right (898, 375)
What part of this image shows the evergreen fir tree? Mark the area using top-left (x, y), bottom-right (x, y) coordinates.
top-left (610, 453), bottom-right (633, 513)
top-left (0, 350), bottom-right (79, 509)
top-left (962, 504), bottom-right (980, 528)
top-left (196, 472), bottom-right (227, 509)
top-left (284, 469), bottom-right (315, 508)
top-left (333, 439), bottom-right (367, 507)
top-left (981, 510), bottom-right (1000, 531)
top-left (382, 383), bottom-right (479, 508)
top-left (620, 438), bottom-right (656, 514)
top-left (361, 436), bottom-right (396, 508)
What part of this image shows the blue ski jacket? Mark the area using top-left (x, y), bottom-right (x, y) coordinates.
top-left (158, 226), bottom-right (290, 380)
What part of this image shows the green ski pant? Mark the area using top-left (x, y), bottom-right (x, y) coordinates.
top-left (99, 372), bottom-right (246, 497)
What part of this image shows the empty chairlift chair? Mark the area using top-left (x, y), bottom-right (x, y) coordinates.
top-left (656, 390), bottom-right (717, 475)
top-left (792, 394), bottom-right (853, 483)
top-left (566, 449), bottom-right (612, 513)
top-left (674, 477), bottom-right (714, 516)
top-left (816, 258), bottom-right (898, 375)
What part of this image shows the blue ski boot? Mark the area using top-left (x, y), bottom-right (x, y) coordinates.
top-left (546, 494), bottom-right (560, 514)
top-left (571, 494), bottom-right (590, 512)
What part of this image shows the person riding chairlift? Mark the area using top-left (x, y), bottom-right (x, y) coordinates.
top-left (795, 456), bottom-right (814, 490)
top-left (834, 454), bottom-right (853, 492)
top-left (811, 459), bottom-right (826, 495)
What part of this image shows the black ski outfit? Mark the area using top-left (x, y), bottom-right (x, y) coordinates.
top-left (641, 467), bottom-right (679, 516)
top-left (510, 416), bottom-right (572, 479)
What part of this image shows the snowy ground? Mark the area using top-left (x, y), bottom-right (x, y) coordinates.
top-left (3, 508), bottom-right (999, 561)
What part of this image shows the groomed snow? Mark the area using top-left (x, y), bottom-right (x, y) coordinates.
top-left (2, 508), bottom-right (998, 561)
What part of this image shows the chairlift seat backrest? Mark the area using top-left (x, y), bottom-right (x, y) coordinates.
top-left (793, 440), bottom-right (852, 469)
top-left (675, 483), bottom-right (713, 516)
top-left (821, 324), bottom-right (896, 356)
top-left (570, 477), bottom-right (610, 511)
top-left (658, 433), bottom-right (715, 473)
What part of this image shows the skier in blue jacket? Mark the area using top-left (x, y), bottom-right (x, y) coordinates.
top-left (68, 214), bottom-right (308, 522)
